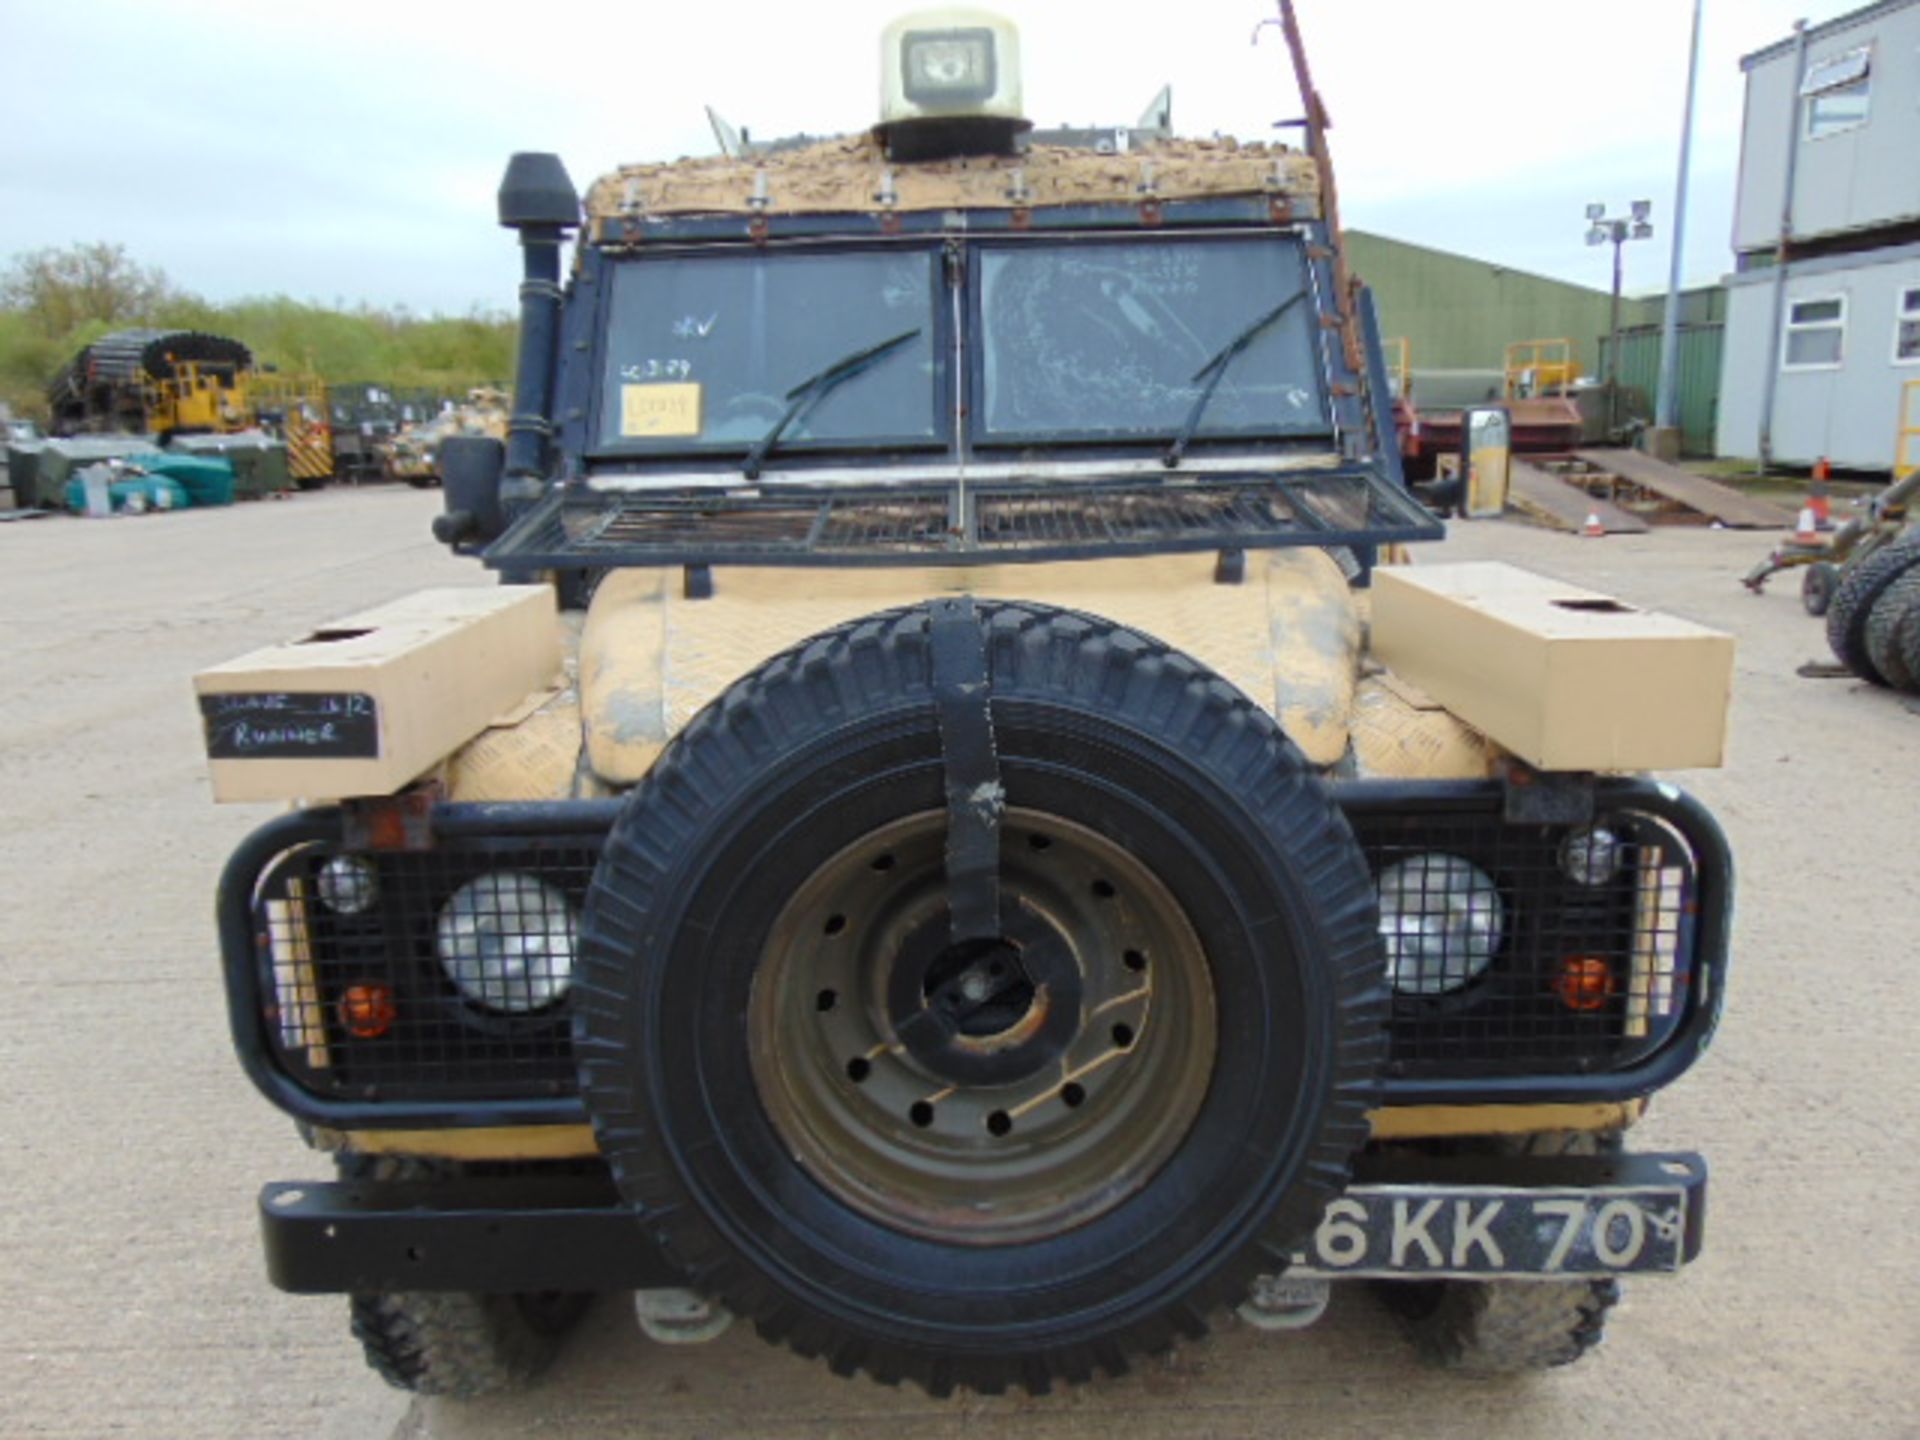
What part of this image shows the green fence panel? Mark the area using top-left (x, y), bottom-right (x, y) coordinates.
top-left (1602, 324), bottom-right (1725, 457)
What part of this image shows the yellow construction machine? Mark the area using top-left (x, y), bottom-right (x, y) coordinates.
top-left (49, 328), bottom-right (335, 485)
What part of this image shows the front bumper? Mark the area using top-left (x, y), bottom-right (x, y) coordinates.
top-left (260, 1149), bottom-right (1706, 1295)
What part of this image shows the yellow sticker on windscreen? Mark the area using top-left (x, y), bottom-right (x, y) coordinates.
top-left (621, 383), bottom-right (702, 438)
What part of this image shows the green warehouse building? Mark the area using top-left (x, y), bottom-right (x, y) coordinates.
top-left (1347, 232), bottom-right (1726, 455)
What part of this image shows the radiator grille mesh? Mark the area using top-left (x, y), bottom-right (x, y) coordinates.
top-left (252, 808), bottom-right (1696, 1101)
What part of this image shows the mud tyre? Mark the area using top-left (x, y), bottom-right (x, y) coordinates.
top-left (1826, 539), bottom-right (1920, 684)
top-left (1864, 567), bottom-right (1920, 694)
top-left (1380, 1131), bottom-right (1621, 1374)
top-left (338, 1156), bottom-right (589, 1397)
top-left (575, 601), bottom-right (1387, 1394)
top-left (1901, 592), bottom-right (1920, 697)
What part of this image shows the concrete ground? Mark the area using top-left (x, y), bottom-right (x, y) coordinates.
top-left (1, 488), bottom-right (1914, 1438)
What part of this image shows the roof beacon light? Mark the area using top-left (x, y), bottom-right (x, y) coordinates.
top-left (878, 8), bottom-right (1030, 161)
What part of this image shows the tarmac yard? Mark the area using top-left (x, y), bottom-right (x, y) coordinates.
top-left (1, 487), bottom-right (1915, 1439)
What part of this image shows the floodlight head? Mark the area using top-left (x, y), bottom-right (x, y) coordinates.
top-left (877, 8), bottom-right (1030, 158)
top-left (1632, 221), bottom-right (1654, 240)
top-left (1585, 203), bottom-right (1606, 221)
top-left (1631, 199), bottom-right (1653, 223)
top-left (1586, 226), bottom-right (1608, 247)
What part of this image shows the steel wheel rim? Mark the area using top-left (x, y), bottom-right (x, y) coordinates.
top-left (749, 808), bottom-right (1217, 1246)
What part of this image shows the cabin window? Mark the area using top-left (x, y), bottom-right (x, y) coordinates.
top-left (1783, 295), bottom-right (1847, 370)
top-left (1802, 46), bottom-right (1871, 140)
top-left (1895, 288), bottom-right (1920, 366)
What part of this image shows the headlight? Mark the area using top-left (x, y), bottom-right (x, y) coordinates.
top-left (435, 873), bottom-right (577, 1014)
top-left (1560, 827), bottom-right (1622, 886)
top-left (317, 854), bottom-right (378, 915)
top-left (1376, 854), bottom-right (1504, 995)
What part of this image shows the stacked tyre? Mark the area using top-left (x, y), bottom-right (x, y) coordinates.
top-left (1826, 537), bottom-right (1920, 693)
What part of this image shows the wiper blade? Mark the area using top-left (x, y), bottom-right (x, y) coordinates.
top-left (1162, 290), bottom-right (1307, 469)
top-left (742, 327), bottom-right (922, 479)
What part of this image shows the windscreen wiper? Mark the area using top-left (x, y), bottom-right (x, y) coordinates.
top-left (742, 328), bottom-right (922, 479)
top-left (1162, 291), bottom-right (1306, 469)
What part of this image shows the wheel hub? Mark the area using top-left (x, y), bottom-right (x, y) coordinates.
top-left (749, 809), bottom-right (1217, 1245)
top-left (888, 904), bottom-right (1083, 1086)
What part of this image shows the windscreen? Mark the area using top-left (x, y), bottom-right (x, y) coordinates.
top-left (976, 236), bottom-right (1329, 444)
top-left (597, 248), bottom-right (942, 452)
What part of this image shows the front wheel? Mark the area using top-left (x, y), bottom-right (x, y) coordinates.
top-left (349, 1290), bottom-right (586, 1398)
top-left (1378, 1131), bottom-right (1621, 1374)
top-left (337, 1156), bottom-right (591, 1396)
top-left (575, 601), bottom-right (1388, 1394)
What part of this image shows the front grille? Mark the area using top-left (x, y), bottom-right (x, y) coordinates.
top-left (482, 468), bottom-right (1442, 571)
top-left (234, 790), bottom-right (1715, 1120)
top-left (1351, 809), bottom-right (1696, 1080)
top-left (257, 837), bottom-right (601, 1101)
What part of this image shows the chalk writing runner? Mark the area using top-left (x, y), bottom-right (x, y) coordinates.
top-left (200, 692), bottom-right (381, 760)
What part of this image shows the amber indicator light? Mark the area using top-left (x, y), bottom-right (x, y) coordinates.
top-left (340, 983), bottom-right (398, 1038)
top-left (1553, 957), bottom-right (1614, 1012)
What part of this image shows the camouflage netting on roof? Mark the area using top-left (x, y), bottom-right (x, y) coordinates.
top-left (586, 133), bottom-right (1319, 219)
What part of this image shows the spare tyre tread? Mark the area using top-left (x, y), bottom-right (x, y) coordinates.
top-left (574, 601), bottom-right (1386, 1396)
top-left (1826, 537), bottom-right (1920, 684)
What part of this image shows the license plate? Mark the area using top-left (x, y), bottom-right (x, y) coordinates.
top-left (1289, 1181), bottom-right (1693, 1280)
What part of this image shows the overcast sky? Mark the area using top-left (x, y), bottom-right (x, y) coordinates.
top-left (0, 0), bottom-right (1869, 315)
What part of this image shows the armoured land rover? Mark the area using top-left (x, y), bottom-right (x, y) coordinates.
top-left (204, 5), bottom-right (1732, 1400)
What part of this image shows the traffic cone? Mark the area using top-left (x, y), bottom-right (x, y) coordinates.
top-left (1809, 458), bottom-right (1833, 530)
top-left (1793, 505), bottom-right (1820, 544)
top-left (1582, 511), bottom-right (1606, 538)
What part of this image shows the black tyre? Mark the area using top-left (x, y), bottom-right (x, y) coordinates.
top-left (575, 601), bottom-right (1386, 1394)
top-left (1864, 568), bottom-right (1920, 694)
top-left (1800, 561), bottom-right (1838, 618)
top-left (1901, 592), bottom-right (1920, 699)
top-left (1826, 538), bottom-right (1920, 684)
top-left (339, 1155), bottom-right (590, 1396)
top-left (1380, 1131), bottom-right (1621, 1374)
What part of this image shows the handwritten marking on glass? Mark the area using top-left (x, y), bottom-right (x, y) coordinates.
top-left (620, 359), bottom-right (694, 382)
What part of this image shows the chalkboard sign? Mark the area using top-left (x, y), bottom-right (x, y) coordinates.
top-left (200, 691), bottom-right (381, 760)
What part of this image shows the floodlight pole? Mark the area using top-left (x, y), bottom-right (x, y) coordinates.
top-left (1586, 205), bottom-right (1653, 438)
top-left (1609, 231), bottom-right (1627, 435)
top-left (1654, 0), bottom-right (1705, 444)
